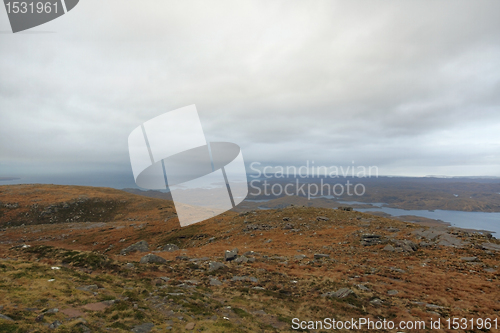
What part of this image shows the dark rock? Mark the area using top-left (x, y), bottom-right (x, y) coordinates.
top-left (163, 244), bottom-right (179, 252)
top-left (361, 234), bottom-right (384, 246)
top-left (282, 217), bottom-right (290, 221)
top-left (139, 254), bottom-right (167, 264)
top-left (393, 239), bottom-right (418, 252)
top-left (316, 216), bottom-right (329, 221)
top-left (35, 314), bottom-right (44, 322)
top-left (131, 323), bottom-right (154, 333)
top-left (338, 207), bottom-right (353, 211)
top-left (224, 248), bottom-right (238, 261)
top-left (120, 240), bottom-right (148, 255)
top-left (175, 255), bottom-right (189, 261)
top-left (314, 253), bottom-right (330, 259)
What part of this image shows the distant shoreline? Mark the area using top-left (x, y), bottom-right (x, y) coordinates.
top-left (0, 177), bottom-right (20, 181)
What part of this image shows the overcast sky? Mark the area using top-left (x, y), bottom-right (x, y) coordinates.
top-left (1, 0), bottom-right (500, 183)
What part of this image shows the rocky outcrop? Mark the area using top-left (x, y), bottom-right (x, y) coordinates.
top-left (139, 254), bottom-right (167, 264)
top-left (120, 240), bottom-right (148, 255)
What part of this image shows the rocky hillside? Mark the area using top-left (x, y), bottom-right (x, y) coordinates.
top-left (0, 185), bottom-right (176, 227)
top-left (0, 185), bottom-right (499, 332)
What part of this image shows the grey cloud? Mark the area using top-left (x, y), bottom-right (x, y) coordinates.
top-left (1, 0), bottom-right (500, 179)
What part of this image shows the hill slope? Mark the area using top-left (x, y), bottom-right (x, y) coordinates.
top-left (0, 185), bottom-right (499, 332)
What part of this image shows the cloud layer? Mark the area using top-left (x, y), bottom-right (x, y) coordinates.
top-left (1, 0), bottom-right (500, 179)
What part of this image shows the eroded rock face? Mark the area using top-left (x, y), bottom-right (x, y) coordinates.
top-left (120, 240), bottom-right (148, 255)
top-left (139, 254), bottom-right (167, 264)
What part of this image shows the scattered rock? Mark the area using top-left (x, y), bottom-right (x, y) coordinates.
top-left (140, 254), bottom-right (167, 264)
top-left (120, 240), bottom-right (148, 255)
top-left (49, 320), bottom-right (62, 329)
top-left (210, 278), bottom-right (222, 286)
top-left (163, 244), bottom-right (179, 252)
top-left (361, 234), bottom-right (384, 246)
top-left (243, 223), bottom-right (274, 232)
top-left (282, 217), bottom-right (290, 221)
top-left (356, 284), bottom-right (370, 291)
top-left (322, 288), bottom-right (354, 298)
top-left (35, 314), bottom-right (44, 322)
top-left (224, 248), bottom-right (238, 261)
top-left (131, 323), bottom-right (154, 333)
top-left (0, 314), bottom-right (14, 321)
top-left (316, 216), bottom-right (329, 221)
top-left (392, 239), bottom-right (418, 252)
top-left (283, 223), bottom-right (294, 230)
top-left (125, 263), bottom-right (135, 269)
top-left (234, 256), bottom-right (248, 264)
top-left (481, 243), bottom-right (500, 251)
top-left (460, 257), bottom-right (478, 262)
top-left (338, 207), bottom-right (353, 211)
top-left (383, 244), bottom-right (395, 252)
top-left (294, 254), bottom-right (307, 260)
top-left (208, 262), bottom-right (226, 272)
top-left (387, 290), bottom-right (399, 295)
top-left (370, 298), bottom-right (383, 306)
top-left (185, 322), bottom-right (196, 330)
